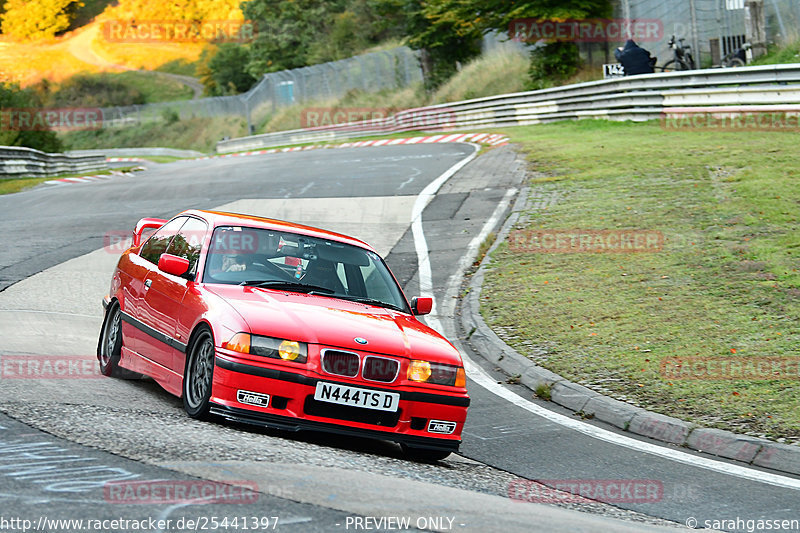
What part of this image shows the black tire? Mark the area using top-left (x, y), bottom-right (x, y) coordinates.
top-left (401, 443), bottom-right (451, 462)
top-left (183, 328), bottom-right (215, 419)
top-left (662, 60), bottom-right (689, 72)
top-left (97, 302), bottom-right (141, 379)
top-left (725, 57), bottom-right (745, 68)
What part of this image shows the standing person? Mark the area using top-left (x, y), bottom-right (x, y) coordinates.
top-left (614, 39), bottom-right (656, 75)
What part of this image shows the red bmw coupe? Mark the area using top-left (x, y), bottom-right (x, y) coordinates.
top-left (98, 210), bottom-right (469, 460)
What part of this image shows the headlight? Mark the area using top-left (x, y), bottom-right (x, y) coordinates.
top-left (407, 360), bottom-right (466, 387)
top-left (223, 333), bottom-right (308, 364)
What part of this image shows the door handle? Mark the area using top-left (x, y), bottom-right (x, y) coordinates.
top-left (144, 279), bottom-right (152, 289)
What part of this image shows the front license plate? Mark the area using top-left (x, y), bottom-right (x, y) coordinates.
top-left (314, 382), bottom-right (400, 412)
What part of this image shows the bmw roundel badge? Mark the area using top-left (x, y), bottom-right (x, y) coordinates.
top-left (354, 337), bottom-right (368, 345)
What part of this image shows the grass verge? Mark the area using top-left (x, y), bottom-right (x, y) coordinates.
top-left (97, 71), bottom-right (194, 103)
top-left (0, 177), bottom-right (52, 195)
top-left (751, 39), bottom-right (800, 66)
top-left (60, 116), bottom-right (247, 153)
top-left (0, 168), bottom-right (118, 195)
top-left (480, 120), bottom-right (799, 442)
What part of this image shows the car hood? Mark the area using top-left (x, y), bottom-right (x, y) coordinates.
top-left (206, 285), bottom-right (461, 365)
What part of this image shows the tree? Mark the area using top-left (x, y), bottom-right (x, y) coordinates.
top-left (373, 0), bottom-right (482, 91)
top-left (0, 83), bottom-right (63, 152)
top-left (411, 0), bottom-right (611, 88)
top-left (243, 0), bottom-right (346, 76)
top-left (307, 0), bottom-right (407, 64)
top-left (1, 0), bottom-right (83, 40)
top-left (199, 44), bottom-right (257, 96)
top-left (103, 0), bottom-right (243, 22)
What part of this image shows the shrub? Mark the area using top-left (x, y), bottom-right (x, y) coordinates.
top-left (527, 42), bottom-right (582, 90)
top-left (0, 83), bottom-right (63, 152)
top-left (48, 75), bottom-right (145, 108)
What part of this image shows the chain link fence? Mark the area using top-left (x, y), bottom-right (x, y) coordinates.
top-left (99, 3), bottom-right (800, 129)
top-left (493, 1), bottom-right (800, 72)
top-left (100, 46), bottom-right (422, 129)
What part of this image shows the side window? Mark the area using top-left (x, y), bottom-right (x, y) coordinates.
top-left (165, 217), bottom-right (207, 276)
top-left (139, 217), bottom-right (186, 265)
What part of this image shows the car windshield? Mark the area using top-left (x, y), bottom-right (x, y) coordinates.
top-left (202, 226), bottom-right (410, 313)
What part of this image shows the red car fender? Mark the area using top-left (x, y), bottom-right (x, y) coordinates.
top-left (181, 285), bottom-right (251, 354)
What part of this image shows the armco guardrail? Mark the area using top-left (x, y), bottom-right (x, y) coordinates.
top-left (0, 146), bottom-right (107, 178)
top-left (216, 64), bottom-right (800, 154)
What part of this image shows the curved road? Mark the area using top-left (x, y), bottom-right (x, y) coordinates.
top-left (0, 144), bottom-right (798, 532)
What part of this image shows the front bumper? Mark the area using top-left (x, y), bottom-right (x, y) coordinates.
top-left (211, 355), bottom-right (469, 452)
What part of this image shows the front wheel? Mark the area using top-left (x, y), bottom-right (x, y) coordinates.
top-left (97, 302), bottom-right (141, 379)
top-left (183, 328), bottom-right (215, 419)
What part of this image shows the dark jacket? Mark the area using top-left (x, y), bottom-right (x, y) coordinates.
top-left (614, 40), bottom-right (655, 75)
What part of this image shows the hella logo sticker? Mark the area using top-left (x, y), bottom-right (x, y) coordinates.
top-left (237, 390), bottom-right (270, 408)
top-left (427, 420), bottom-right (456, 434)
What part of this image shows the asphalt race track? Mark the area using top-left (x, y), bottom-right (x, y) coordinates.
top-left (1, 144), bottom-right (798, 532)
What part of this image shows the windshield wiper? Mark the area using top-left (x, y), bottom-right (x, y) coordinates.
top-left (334, 295), bottom-right (406, 312)
top-left (240, 280), bottom-right (335, 294)
top-left (240, 281), bottom-right (403, 310)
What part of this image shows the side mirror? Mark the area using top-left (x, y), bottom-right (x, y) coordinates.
top-left (158, 253), bottom-right (190, 277)
top-left (411, 296), bottom-right (433, 316)
top-left (132, 218), bottom-right (168, 247)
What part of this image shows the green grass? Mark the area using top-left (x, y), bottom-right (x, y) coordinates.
top-left (432, 49), bottom-right (529, 103)
top-left (155, 59), bottom-right (201, 77)
top-left (60, 116), bottom-right (246, 152)
top-left (254, 50), bottom-right (532, 135)
top-left (138, 155), bottom-right (185, 163)
top-left (99, 71), bottom-right (193, 103)
top-left (751, 39), bottom-right (800, 65)
top-left (481, 120), bottom-right (800, 441)
top-left (0, 168), bottom-right (117, 195)
top-left (0, 177), bottom-right (52, 195)
top-left (254, 84), bottom-right (428, 134)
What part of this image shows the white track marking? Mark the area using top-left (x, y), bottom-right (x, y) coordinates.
top-left (413, 149), bottom-right (800, 492)
top-left (410, 145), bottom-right (480, 316)
top-left (462, 357), bottom-right (800, 491)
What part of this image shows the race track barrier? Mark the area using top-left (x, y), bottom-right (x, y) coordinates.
top-left (216, 64), bottom-right (800, 153)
